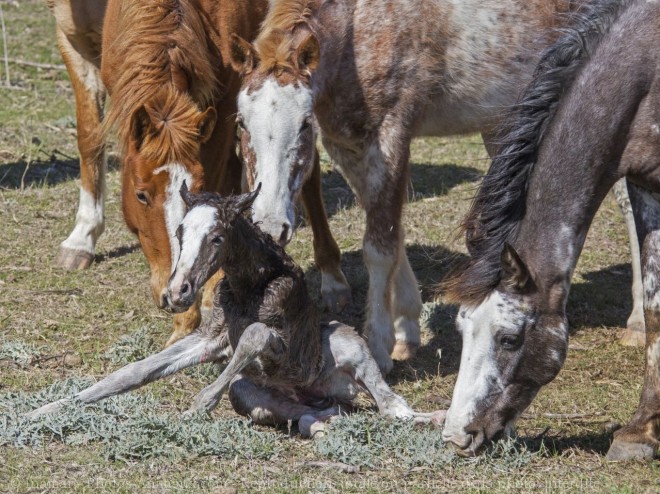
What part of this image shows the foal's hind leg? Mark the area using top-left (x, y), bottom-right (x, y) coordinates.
top-left (52, 17), bottom-right (107, 270)
top-left (302, 150), bottom-right (351, 312)
top-left (27, 328), bottom-right (231, 420)
top-left (613, 179), bottom-right (646, 346)
top-left (228, 375), bottom-right (339, 437)
top-left (186, 323), bottom-right (283, 414)
top-left (608, 184), bottom-right (660, 461)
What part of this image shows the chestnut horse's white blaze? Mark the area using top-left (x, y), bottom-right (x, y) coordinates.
top-left (153, 163), bottom-right (193, 273)
top-left (238, 78), bottom-right (314, 245)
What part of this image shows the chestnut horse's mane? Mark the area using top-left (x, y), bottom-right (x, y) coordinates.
top-left (103, 0), bottom-right (217, 164)
top-left (253, 0), bottom-right (317, 74)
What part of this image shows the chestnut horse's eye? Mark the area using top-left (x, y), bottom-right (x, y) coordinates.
top-left (136, 190), bottom-right (149, 205)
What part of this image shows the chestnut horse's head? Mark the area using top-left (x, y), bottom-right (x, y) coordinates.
top-left (229, 27), bottom-right (319, 246)
top-left (121, 89), bottom-right (216, 307)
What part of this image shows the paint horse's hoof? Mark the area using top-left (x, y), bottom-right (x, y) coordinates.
top-left (619, 323), bottom-right (646, 347)
top-left (391, 341), bottom-right (419, 361)
top-left (321, 277), bottom-right (352, 313)
top-left (55, 247), bottom-right (94, 270)
top-left (166, 307), bottom-right (202, 347)
top-left (606, 439), bottom-right (655, 461)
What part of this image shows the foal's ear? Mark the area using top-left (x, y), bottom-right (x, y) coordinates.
top-left (500, 243), bottom-right (532, 293)
top-left (230, 34), bottom-right (258, 75)
top-left (198, 107), bottom-right (217, 143)
top-left (295, 32), bottom-right (320, 73)
top-left (232, 183), bottom-right (261, 217)
top-left (180, 180), bottom-right (195, 209)
top-left (130, 105), bottom-right (152, 150)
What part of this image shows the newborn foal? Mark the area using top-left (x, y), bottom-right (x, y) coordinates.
top-left (29, 185), bottom-right (442, 433)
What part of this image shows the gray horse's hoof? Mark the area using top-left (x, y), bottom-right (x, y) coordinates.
top-left (606, 439), bottom-right (655, 461)
top-left (55, 247), bottom-right (94, 270)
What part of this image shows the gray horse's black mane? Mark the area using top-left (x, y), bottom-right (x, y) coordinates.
top-left (444, 0), bottom-right (636, 305)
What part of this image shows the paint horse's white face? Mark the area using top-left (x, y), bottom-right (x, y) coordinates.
top-left (237, 77), bottom-right (315, 246)
top-left (443, 247), bottom-right (569, 455)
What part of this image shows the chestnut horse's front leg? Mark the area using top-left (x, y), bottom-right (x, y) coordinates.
top-left (53, 24), bottom-right (107, 270)
top-left (301, 150), bottom-right (351, 312)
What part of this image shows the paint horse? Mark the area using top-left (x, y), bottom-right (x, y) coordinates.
top-left (48, 0), bottom-right (270, 344)
top-left (228, 0), bottom-right (647, 376)
top-left (28, 185), bottom-right (445, 432)
top-left (441, 0), bottom-right (660, 461)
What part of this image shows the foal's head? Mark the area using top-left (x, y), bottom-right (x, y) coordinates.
top-left (120, 89), bottom-right (217, 307)
top-left (229, 28), bottom-right (319, 246)
top-left (166, 183), bottom-right (260, 311)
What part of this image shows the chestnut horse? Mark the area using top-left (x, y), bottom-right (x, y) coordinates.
top-left (49, 0), bottom-right (270, 344)
top-left (229, 0), bottom-right (652, 374)
top-left (441, 0), bottom-right (660, 460)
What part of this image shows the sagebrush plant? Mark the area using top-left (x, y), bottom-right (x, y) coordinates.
top-left (0, 340), bottom-right (44, 365)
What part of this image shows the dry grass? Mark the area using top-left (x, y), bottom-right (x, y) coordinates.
top-left (0, 1), bottom-right (658, 492)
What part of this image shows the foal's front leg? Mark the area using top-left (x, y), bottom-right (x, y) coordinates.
top-left (186, 322), bottom-right (283, 414)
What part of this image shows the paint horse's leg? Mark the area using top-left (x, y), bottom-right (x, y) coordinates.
top-left (607, 184), bottom-right (660, 461)
top-left (613, 179), bottom-right (646, 347)
top-left (301, 150), bottom-right (351, 311)
top-left (186, 322), bottom-right (283, 413)
top-left (52, 20), bottom-right (107, 270)
top-left (27, 328), bottom-right (231, 420)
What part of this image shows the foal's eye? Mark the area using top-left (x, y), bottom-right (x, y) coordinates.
top-left (211, 235), bottom-right (223, 246)
top-left (499, 334), bottom-right (521, 351)
top-left (136, 191), bottom-right (149, 205)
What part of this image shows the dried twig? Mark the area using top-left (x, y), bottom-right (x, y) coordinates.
top-left (6, 58), bottom-right (66, 71)
top-left (0, 5), bottom-right (9, 86)
top-left (303, 461), bottom-right (360, 474)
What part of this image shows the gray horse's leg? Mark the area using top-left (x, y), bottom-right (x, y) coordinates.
top-left (228, 375), bottom-right (339, 437)
top-left (27, 329), bottom-right (231, 420)
top-left (607, 184), bottom-right (660, 461)
top-left (613, 179), bottom-right (646, 346)
top-left (186, 323), bottom-right (283, 414)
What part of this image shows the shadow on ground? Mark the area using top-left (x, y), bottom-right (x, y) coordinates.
top-left (0, 155), bottom-right (120, 189)
top-left (318, 162), bottom-right (481, 218)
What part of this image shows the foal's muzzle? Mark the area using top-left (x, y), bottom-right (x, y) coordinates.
top-left (165, 278), bottom-right (195, 313)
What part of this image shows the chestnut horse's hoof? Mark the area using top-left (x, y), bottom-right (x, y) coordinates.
top-left (321, 275), bottom-right (352, 312)
top-left (392, 341), bottom-right (419, 361)
top-left (606, 439), bottom-right (655, 461)
top-left (55, 247), bottom-right (94, 270)
top-left (619, 323), bottom-right (646, 347)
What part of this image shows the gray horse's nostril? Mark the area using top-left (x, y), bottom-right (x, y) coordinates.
top-left (279, 223), bottom-right (290, 246)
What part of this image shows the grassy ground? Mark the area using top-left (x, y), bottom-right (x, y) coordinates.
top-left (0, 1), bottom-right (658, 492)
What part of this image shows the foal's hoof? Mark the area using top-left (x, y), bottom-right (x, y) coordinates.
top-left (55, 248), bottom-right (94, 270)
top-left (606, 439), bottom-right (655, 461)
top-left (619, 324), bottom-right (646, 347)
top-left (299, 415), bottom-right (329, 439)
top-left (392, 341), bottom-right (419, 361)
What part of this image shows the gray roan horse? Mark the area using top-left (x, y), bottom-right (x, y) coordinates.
top-left (442, 0), bottom-right (660, 461)
top-left (28, 185), bottom-right (443, 431)
top-left (228, 0), bottom-right (645, 377)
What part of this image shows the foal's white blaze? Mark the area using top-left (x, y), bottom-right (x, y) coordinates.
top-left (153, 163), bottom-right (193, 271)
top-left (443, 291), bottom-right (525, 446)
top-left (238, 78), bottom-right (314, 244)
top-left (170, 205), bottom-right (217, 287)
